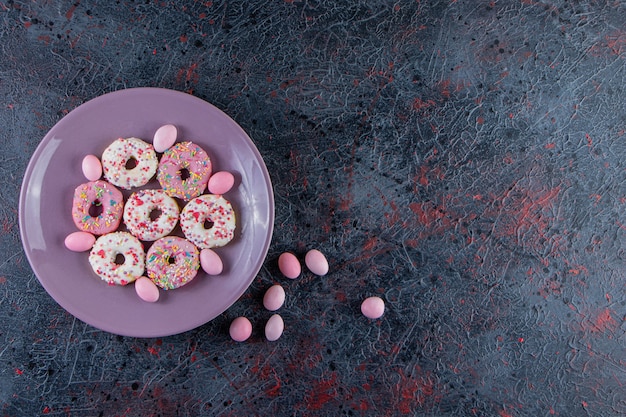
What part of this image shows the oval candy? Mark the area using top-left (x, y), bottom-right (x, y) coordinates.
top-left (64, 231), bottom-right (96, 252)
top-left (265, 314), bottom-right (284, 341)
top-left (135, 277), bottom-right (160, 303)
top-left (81, 154), bottom-right (102, 181)
top-left (263, 284), bottom-right (285, 311)
top-left (361, 296), bottom-right (385, 319)
top-left (278, 252), bottom-right (300, 279)
top-left (208, 171), bottom-right (235, 195)
top-left (305, 249), bottom-right (329, 276)
top-left (230, 316), bottom-right (252, 342)
top-left (153, 124), bottom-right (177, 153)
top-left (200, 248), bottom-right (223, 275)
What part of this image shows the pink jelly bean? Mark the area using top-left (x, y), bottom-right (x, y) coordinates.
top-left (263, 284), bottom-right (285, 311)
top-left (265, 314), bottom-right (284, 341)
top-left (81, 154), bottom-right (102, 181)
top-left (208, 171), bottom-right (235, 195)
top-left (278, 252), bottom-right (300, 279)
top-left (200, 248), bottom-right (223, 275)
top-left (361, 296), bottom-right (385, 319)
top-left (135, 277), bottom-right (160, 303)
top-left (305, 249), bottom-right (329, 276)
top-left (64, 231), bottom-right (96, 252)
top-left (230, 316), bottom-right (252, 342)
top-left (153, 124), bottom-right (177, 153)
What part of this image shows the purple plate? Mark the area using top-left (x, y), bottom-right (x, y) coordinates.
top-left (18, 88), bottom-right (274, 337)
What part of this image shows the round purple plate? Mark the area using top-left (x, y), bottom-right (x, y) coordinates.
top-left (19, 88), bottom-right (274, 337)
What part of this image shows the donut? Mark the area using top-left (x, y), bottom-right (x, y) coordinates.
top-left (157, 141), bottom-right (212, 200)
top-left (101, 137), bottom-right (158, 189)
top-left (146, 236), bottom-right (200, 289)
top-left (180, 195), bottom-right (236, 249)
top-left (88, 232), bottom-right (145, 286)
top-left (71, 180), bottom-right (124, 235)
top-left (123, 189), bottom-right (180, 241)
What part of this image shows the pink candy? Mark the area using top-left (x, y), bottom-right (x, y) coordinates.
top-left (153, 124), bottom-right (177, 153)
top-left (229, 316), bottom-right (252, 342)
top-left (64, 231), bottom-right (96, 252)
top-left (278, 252), bottom-right (301, 279)
top-left (200, 248), bottom-right (223, 275)
top-left (135, 277), bottom-right (160, 303)
top-left (208, 171), bottom-right (235, 195)
top-left (361, 296), bottom-right (385, 319)
top-left (263, 284), bottom-right (285, 311)
top-left (81, 155), bottom-right (102, 181)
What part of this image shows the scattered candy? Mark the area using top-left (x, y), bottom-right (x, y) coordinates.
top-left (263, 284), bottom-right (286, 311)
top-left (278, 252), bottom-right (301, 279)
top-left (200, 248), bottom-right (223, 275)
top-left (305, 249), bottom-right (329, 276)
top-left (153, 124), bottom-right (177, 153)
top-left (265, 314), bottom-right (284, 341)
top-left (81, 154), bottom-right (102, 181)
top-left (361, 296), bottom-right (385, 319)
top-left (230, 316), bottom-right (252, 342)
top-left (208, 171), bottom-right (235, 195)
top-left (64, 231), bottom-right (96, 252)
top-left (135, 277), bottom-right (160, 302)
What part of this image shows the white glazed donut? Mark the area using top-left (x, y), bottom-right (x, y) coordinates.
top-left (101, 137), bottom-right (158, 189)
top-left (123, 189), bottom-right (180, 241)
top-left (180, 195), bottom-right (236, 249)
top-left (88, 232), bottom-right (145, 285)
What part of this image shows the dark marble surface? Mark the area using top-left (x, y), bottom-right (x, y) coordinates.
top-left (1, 1), bottom-right (625, 416)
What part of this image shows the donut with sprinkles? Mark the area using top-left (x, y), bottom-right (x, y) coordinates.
top-left (123, 189), bottom-right (180, 241)
top-left (71, 180), bottom-right (124, 235)
top-left (157, 141), bottom-right (212, 200)
top-left (88, 232), bottom-right (145, 286)
top-left (180, 194), bottom-right (236, 249)
top-left (102, 137), bottom-right (158, 189)
top-left (146, 236), bottom-right (200, 289)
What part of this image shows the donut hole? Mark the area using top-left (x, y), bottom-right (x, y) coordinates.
top-left (89, 200), bottom-right (103, 217)
top-left (125, 157), bottom-right (138, 170)
top-left (167, 255), bottom-right (177, 265)
top-left (179, 168), bottom-right (191, 181)
top-left (149, 208), bottom-right (163, 221)
top-left (203, 219), bottom-right (214, 230)
top-left (114, 253), bottom-right (126, 265)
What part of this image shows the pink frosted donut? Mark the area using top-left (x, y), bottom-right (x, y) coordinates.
top-left (157, 141), bottom-right (212, 200)
top-left (146, 236), bottom-right (200, 289)
top-left (88, 232), bottom-right (145, 286)
top-left (123, 189), bottom-right (180, 241)
top-left (101, 137), bottom-right (158, 189)
top-left (71, 180), bottom-right (124, 235)
top-left (180, 195), bottom-right (236, 249)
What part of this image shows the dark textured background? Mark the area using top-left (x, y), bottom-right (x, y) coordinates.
top-left (1, 1), bottom-right (625, 416)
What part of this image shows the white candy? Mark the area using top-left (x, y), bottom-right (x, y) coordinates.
top-left (265, 314), bottom-right (284, 341)
top-left (305, 249), bottom-right (329, 276)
